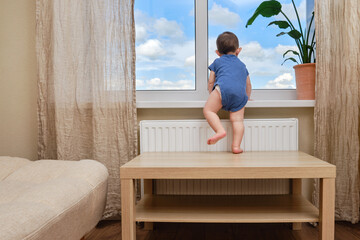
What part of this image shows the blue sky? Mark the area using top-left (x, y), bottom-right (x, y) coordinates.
top-left (135, 0), bottom-right (311, 90)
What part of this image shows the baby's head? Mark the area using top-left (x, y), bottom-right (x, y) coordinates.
top-left (216, 31), bottom-right (240, 55)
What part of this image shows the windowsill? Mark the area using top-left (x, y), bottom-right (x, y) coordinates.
top-left (136, 100), bottom-right (315, 108)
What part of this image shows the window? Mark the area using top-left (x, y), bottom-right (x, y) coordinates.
top-left (135, 0), bottom-right (208, 103)
top-left (135, 0), bottom-right (314, 104)
top-left (135, 0), bottom-right (195, 91)
top-left (208, 0), bottom-right (309, 90)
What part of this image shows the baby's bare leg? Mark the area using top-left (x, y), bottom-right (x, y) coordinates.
top-left (230, 107), bottom-right (245, 154)
top-left (203, 90), bottom-right (226, 145)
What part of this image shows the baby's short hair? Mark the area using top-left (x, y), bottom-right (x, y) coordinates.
top-left (216, 31), bottom-right (239, 54)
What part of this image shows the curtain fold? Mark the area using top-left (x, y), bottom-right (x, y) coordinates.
top-left (36, 0), bottom-right (137, 219)
top-left (313, 0), bottom-right (360, 223)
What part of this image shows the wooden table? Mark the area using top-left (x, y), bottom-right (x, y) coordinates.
top-left (120, 151), bottom-right (336, 240)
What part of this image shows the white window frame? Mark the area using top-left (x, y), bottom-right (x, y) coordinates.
top-left (136, 0), bottom-right (298, 107)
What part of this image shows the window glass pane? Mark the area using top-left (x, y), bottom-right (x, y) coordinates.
top-left (135, 0), bottom-right (195, 90)
top-left (208, 0), bottom-right (312, 89)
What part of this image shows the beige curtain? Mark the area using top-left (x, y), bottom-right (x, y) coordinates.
top-left (314, 0), bottom-right (360, 223)
top-left (36, 0), bottom-right (137, 219)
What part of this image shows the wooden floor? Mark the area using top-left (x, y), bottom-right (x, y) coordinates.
top-left (86, 221), bottom-right (360, 240)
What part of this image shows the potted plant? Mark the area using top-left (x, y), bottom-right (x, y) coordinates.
top-left (246, 0), bottom-right (316, 100)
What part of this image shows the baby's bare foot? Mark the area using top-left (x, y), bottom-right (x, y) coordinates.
top-left (232, 146), bottom-right (243, 154)
top-left (207, 132), bottom-right (226, 145)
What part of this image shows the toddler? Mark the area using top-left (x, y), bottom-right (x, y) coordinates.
top-left (203, 31), bottom-right (252, 154)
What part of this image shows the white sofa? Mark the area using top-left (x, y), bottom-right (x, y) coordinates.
top-left (0, 156), bottom-right (108, 240)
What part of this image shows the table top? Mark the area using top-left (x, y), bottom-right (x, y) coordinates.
top-left (120, 151), bottom-right (336, 179)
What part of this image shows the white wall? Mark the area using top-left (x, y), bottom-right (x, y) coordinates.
top-left (0, 0), bottom-right (38, 160)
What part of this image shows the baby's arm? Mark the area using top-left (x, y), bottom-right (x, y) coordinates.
top-left (208, 71), bottom-right (216, 94)
top-left (246, 75), bottom-right (252, 99)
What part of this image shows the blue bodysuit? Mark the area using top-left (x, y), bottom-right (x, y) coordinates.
top-left (208, 54), bottom-right (249, 112)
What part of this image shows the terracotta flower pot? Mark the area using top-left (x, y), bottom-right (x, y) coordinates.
top-left (293, 63), bottom-right (316, 100)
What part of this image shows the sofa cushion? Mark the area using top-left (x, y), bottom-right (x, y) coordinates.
top-left (0, 156), bottom-right (31, 181)
top-left (0, 157), bottom-right (108, 240)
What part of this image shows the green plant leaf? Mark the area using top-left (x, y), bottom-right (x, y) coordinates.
top-left (305, 45), bottom-right (314, 51)
top-left (276, 30), bottom-right (302, 39)
top-left (283, 50), bottom-right (300, 58)
top-left (268, 21), bottom-right (290, 29)
top-left (288, 30), bottom-right (302, 39)
top-left (281, 57), bottom-right (299, 65)
top-left (246, 0), bottom-right (282, 27)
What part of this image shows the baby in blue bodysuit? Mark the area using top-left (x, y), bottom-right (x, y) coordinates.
top-left (203, 31), bottom-right (252, 154)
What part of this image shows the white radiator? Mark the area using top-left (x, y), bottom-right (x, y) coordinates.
top-left (140, 119), bottom-right (298, 195)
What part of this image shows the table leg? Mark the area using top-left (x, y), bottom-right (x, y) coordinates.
top-left (292, 179), bottom-right (302, 230)
top-left (121, 179), bottom-right (136, 240)
top-left (319, 178), bottom-right (335, 240)
top-left (143, 179), bottom-right (154, 231)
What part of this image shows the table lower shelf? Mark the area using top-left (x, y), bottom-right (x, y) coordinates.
top-left (136, 194), bottom-right (319, 223)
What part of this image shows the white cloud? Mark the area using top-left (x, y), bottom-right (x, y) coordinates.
top-left (135, 25), bottom-right (147, 43)
top-left (137, 37), bottom-right (299, 89)
top-left (209, 3), bottom-right (241, 28)
top-left (208, 37), bottom-right (218, 64)
top-left (275, 44), bottom-right (299, 55)
top-left (277, 0), bottom-right (306, 22)
top-left (134, 9), bottom-right (195, 90)
top-left (139, 78), bottom-right (195, 90)
top-left (237, 42), bottom-right (299, 78)
top-left (208, 36), bottom-right (298, 87)
top-left (184, 55), bottom-right (195, 67)
top-left (148, 77), bottom-right (161, 86)
top-left (240, 42), bottom-right (266, 61)
top-left (134, 10), bottom-right (152, 44)
top-left (168, 40), bottom-right (195, 69)
top-left (275, 44), bottom-right (300, 62)
top-left (265, 73), bottom-right (295, 89)
top-left (137, 39), bottom-right (195, 72)
top-left (136, 39), bottom-right (167, 59)
top-left (136, 79), bottom-right (145, 87)
top-left (189, 8), bottom-right (194, 17)
top-left (134, 9), bottom-right (195, 71)
top-left (154, 18), bottom-right (184, 39)
top-left (134, 9), bottom-right (151, 24)
top-left (228, 0), bottom-right (264, 7)
top-left (135, 9), bottom-right (185, 41)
